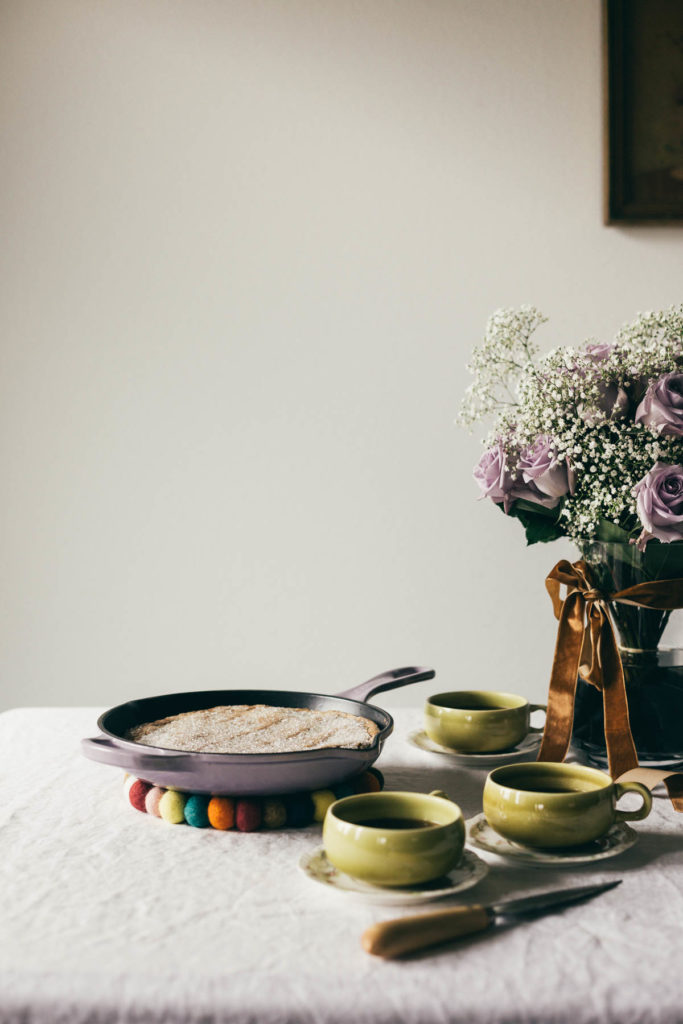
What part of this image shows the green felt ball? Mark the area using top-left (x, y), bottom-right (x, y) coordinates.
top-left (184, 794), bottom-right (211, 828)
top-left (159, 790), bottom-right (186, 824)
top-left (262, 799), bottom-right (287, 829)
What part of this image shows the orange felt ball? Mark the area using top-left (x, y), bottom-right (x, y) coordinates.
top-left (354, 770), bottom-right (382, 794)
top-left (208, 797), bottom-right (235, 830)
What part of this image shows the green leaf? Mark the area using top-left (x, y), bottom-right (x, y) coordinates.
top-left (593, 518), bottom-right (632, 543)
top-left (495, 500), bottom-right (565, 545)
top-left (520, 515), bottom-right (565, 545)
top-left (513, 498), bottom-right (562, 519)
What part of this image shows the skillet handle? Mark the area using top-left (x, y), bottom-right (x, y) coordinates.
top-left (81, 736), bottom-right (194, 773)
top-left (336, 666), bottom-right (436, 703)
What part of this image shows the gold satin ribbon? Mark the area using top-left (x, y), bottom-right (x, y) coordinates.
top-left (538, 559), bottom-right (683, 810)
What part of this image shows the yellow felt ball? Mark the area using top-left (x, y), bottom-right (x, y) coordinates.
top-left (158, 790), bottom-right (186, 824)
top-left (311, 789), bottom-right (337, 822)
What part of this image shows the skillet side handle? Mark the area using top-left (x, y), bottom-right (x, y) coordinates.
top-left (336, 666), bottom-right (436, 703)
top-left (82, 736), bottom-right (138, 770)
top-left (81, 736), bottom-right (194, 772)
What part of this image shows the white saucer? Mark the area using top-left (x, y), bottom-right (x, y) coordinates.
top-left (298, 847), bottom-right (489, 905)
top-left (408, 729), bottom-right (542, 766)
top-left (466, 813), bottom-right (638, 866)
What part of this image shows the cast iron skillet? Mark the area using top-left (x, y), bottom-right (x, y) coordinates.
top-left (81, 665), bottom-right (435, 795)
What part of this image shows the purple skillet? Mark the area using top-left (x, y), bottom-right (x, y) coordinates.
top-left (81, 665), bottom-right (435, 795)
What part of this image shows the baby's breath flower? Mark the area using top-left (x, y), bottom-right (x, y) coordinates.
top-left (459, 305), bottom-right (683, 543)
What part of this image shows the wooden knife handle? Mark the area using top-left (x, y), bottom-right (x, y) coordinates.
top-left (361, 905), bottom-right (493, 958)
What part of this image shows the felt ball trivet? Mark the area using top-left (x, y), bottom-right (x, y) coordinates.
top-left (124, 767), bottom-right (384, 831)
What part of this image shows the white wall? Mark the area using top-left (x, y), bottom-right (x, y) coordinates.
top-left (2, 0), bottom-right (683, 715)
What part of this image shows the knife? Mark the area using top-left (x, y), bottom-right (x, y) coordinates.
top-left (361, 880), bottom-right (621, 958)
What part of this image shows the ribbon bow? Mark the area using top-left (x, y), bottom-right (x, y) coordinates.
top-left (538, 559), bottom-right (683, 810)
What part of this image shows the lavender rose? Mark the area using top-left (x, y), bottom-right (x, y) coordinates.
top-left (635, 372), bottom-right (683, 436)
top-left (633, 462), bottom-right (683, 550)
top-left (474, 443), bottom-right (560, 514)
top-left (584, 341), bottom-right (613, 362)
top-left (474, 444), bottom-right (512, 504)
top-left (518, 436), bottom-right (574, 498)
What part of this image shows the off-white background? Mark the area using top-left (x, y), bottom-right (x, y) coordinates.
top-left (2, 0), bottom-right (683, 715)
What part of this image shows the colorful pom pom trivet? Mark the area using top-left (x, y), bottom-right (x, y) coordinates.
top-left (124, 767), bottom-right (384, 832)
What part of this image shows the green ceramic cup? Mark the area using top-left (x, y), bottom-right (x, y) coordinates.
top-left (322, 790), bottom-right (465, 887)
top-left (424, 691), bottom-right (546, 753)
top-left (483, 761), bottom-right (653, 848)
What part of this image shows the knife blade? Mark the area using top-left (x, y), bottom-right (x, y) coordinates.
top-left (361, 880), bottom-right (621, 958)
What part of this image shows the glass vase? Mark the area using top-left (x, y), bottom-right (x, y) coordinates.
top-left (571, 540), bottom-right (683, 770)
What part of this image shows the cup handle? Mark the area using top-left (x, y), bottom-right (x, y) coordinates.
top-left (614, 781), bottom-right (653, 822)
top-left (429, 790), bottom-right (450, 801)
top-left (528, 703), bottom-right (547, 734)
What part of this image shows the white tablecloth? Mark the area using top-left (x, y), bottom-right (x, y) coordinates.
top-left (1, 707), bottom-right (682, 1024)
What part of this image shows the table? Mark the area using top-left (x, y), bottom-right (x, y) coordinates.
top-left (1, 707), bottom-right (682, 1024)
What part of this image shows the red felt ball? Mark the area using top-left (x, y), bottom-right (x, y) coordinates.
top-left (235, 799), bottom-right (262, 832)
top-left (129, 779), bottom-right (152, 813)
